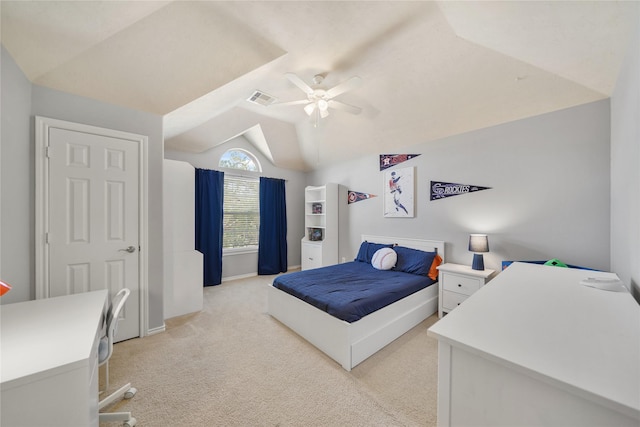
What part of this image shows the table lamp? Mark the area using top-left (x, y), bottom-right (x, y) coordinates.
top-left (469, 234), bottom-right (489, 270)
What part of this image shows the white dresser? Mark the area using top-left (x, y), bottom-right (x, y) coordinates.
top-left (428, 262), bottom-right (640, 426)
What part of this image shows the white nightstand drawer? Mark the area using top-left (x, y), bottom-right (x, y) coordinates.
top-left (437, 263), bottom-right (495, 317)
top-left (442, 290), bottom-right (469, 311)
top-left (442, 273), bottom-right (481, 295)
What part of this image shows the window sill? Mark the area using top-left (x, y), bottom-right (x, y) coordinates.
top-left (223, 246), bottom-right (258, 256)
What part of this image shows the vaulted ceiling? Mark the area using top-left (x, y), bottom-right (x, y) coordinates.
top-left (2, 1), bottom-right (637, 171)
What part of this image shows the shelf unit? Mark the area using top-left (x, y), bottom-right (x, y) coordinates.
top-left (301, 183), bottom-right (338, 270)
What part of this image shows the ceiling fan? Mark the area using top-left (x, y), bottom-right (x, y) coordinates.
top-left (274, 72), bottom-right (363, 126)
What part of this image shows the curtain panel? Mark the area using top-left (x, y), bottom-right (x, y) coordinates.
top-left (195, 168), bottom-right (224, 286)
top-left (258, 177), bottom-right (288, 275)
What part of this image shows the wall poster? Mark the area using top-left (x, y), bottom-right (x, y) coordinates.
top-left (384, 166), bottom-right (414, 217)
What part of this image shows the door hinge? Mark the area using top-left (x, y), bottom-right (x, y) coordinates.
top-left (45, 232), bottom-right (50, 244)
top-left (46, 146), bottom-right (52, 158)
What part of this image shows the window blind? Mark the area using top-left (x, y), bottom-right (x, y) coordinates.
top-left (223, 175), bottom-right (259, 249)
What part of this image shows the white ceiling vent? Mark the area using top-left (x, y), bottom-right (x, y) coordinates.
top-left (247, 90), bottom-right (277, 106)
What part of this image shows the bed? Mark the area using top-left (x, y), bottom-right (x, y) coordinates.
top-left (267, 235), bottom-right (445, 371)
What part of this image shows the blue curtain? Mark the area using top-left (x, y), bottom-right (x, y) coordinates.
top-left (195, 168), bottom-right (224, 286)
top-left (258, 177), bottom-right (288, 275)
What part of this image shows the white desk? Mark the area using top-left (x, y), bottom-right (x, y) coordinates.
top-left (1, 290), bottom-right (108, 427)
top-left (428, 262), bottom-right (640, 427)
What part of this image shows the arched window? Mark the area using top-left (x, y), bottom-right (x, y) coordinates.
top-left (218, 148), bottom-right (261, 172)
top-left (218, 149), bottom-right (261, 252)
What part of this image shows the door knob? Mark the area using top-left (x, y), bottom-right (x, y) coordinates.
top-left (120, 246), bottom-right (136, 253)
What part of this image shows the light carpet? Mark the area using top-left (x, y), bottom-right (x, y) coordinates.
top-left (101, 273), bottom-right (440, 426)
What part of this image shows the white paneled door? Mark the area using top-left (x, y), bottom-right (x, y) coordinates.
top-left (39, 120), bottom-right (143, 341)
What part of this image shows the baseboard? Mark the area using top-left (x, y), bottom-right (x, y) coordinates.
top-left (147, 324), bottom-right (166, 335)
top-left (221, 265), bottom-right (301, 283)
top-left (222, 272), bottom-right (257, 282)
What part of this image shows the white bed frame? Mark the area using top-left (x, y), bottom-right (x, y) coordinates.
top-left (267, 234), bottom-right (445, 371)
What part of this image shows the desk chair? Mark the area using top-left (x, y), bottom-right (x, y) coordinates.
top-left (99, 288), bottom-right (137, 427)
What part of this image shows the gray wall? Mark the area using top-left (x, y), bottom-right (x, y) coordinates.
top-left (611, 11), bottom-right (640, 301)
top-left (1, 47), bottom-right (165, 333)
top-left (308, 100), bottom-right (612, 274)
top-left (1, 46), bottom-right (33, 303)
top-left (165, 136), bottom-right (306, 280)
top-left (3, 18), bottom-right (636, 333)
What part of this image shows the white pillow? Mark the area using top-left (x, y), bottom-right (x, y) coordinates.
top-left (371, 247), bottom-right (397, 270)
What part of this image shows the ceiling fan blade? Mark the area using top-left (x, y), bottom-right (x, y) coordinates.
top-left (326, 76), bottom-right (362, 98)
top-left (271, 99), bottom-right (310, 107)
top-left (328, 100), bottom-right (362, 115)
top-left (285, 72), bottom-right (314, 95)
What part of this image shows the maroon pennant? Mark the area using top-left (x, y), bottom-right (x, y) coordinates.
top-left (379, 154), bottom-right (420, 171)
top-left (348, 191), bottom-right (377, 204)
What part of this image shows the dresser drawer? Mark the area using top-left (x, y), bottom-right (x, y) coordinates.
top-left (442, 273), bottom-right (481, 296)
top-left (442, 290), bottom-right (469, 311)
top-left (302, 243), bottom-right (322, 270)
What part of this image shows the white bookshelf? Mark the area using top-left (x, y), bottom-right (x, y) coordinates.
top-left (301, 183), bottom-right (338, 270)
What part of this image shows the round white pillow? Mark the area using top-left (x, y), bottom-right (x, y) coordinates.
top-left (371, 247), bottom-right (397, 270)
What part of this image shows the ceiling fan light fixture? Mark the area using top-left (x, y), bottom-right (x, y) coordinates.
top-left (304, 103), bottom-right (316, 116)
top-left (283, 72), bottom-right (362, 122)
top-left (317, 99), bottom-right (329, 111)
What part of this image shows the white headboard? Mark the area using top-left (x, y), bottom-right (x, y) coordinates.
top-left (361, 234), bottom-right (445, 263)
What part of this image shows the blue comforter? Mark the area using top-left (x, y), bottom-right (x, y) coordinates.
top-left (272, 262), bottom-right (436, 323)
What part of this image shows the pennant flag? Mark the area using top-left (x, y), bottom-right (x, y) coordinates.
top-left (430, 181), bottom-right (492, 201)
top-left (379, 154), bottom-right (420, 171)
top-left (348, 191), bottom-right (377, 204)
top-left (0, 280), bottom-right (12, 297)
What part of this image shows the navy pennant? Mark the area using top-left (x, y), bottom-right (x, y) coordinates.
top-left (379, 154), bottom-right (420, 171)
top-left (430, 181), bottom-right (492, 201)
top-left (348, 191), bottom-right (377, 204)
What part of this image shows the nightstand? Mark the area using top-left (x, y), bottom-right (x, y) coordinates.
top-left (437, 263), bottom-right (495, 317)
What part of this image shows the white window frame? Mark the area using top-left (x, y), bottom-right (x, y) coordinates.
top-left (218, 148), bottom-right (262, 172)
top-left (218, 149), bottom-right (262, 256)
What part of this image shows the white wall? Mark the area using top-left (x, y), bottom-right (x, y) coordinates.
top-left (0, 47), bottom-right (166, 333)
top-left (611, 8), bottom-right (640, 301)
top-left (165, 135), bottom-right (306, 280)
top-left (308, 100), bottom-right (611, 274)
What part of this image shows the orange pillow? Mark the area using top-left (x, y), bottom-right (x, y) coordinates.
top-left (428, 254), bottom-right (443, 281)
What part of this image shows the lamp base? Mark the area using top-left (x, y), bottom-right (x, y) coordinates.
top-left (472, 253), bottom-right (485, 270)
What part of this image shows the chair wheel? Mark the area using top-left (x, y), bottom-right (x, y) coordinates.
top-left (123, 417), bottom-right (137, 427)
top-left (124, 388), bottom-right (137, 399)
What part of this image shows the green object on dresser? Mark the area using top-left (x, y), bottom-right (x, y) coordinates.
top-left (544, 258), bottom-right (568, 268)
